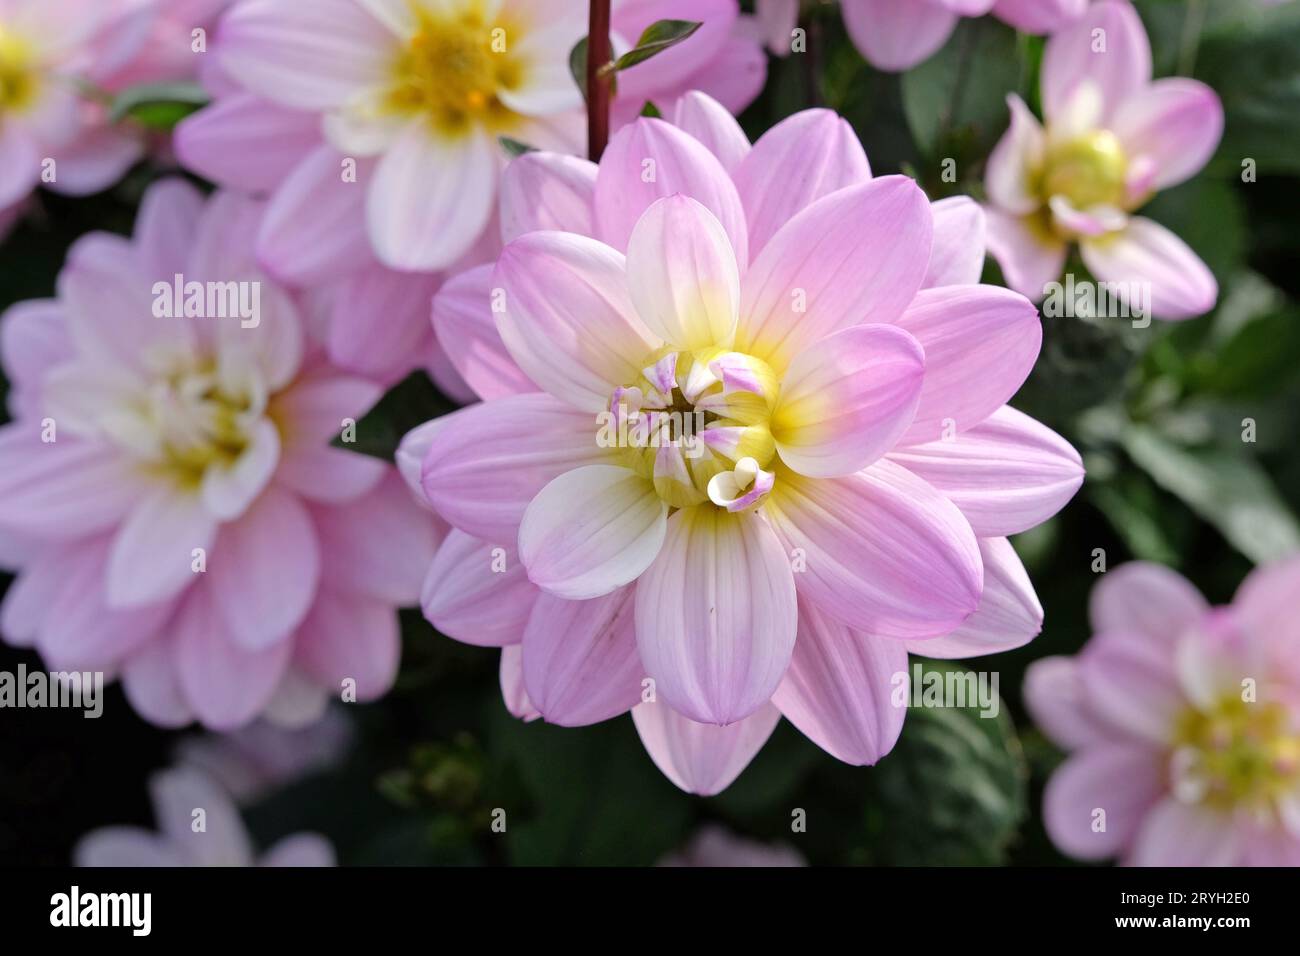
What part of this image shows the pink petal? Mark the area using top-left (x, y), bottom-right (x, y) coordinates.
top-left (0, 125), bottom-right (39, 208)
top-left (670, 91), bottom-right (750, 174)
top-left (500, 645), bottom-right (541, 721)
top-left (984, 207), bottom-right (1067, 301)
top-left (1040, 0), bottom-right (1151, 125)
top-left (904, 536), bottom-right (1042, 659)
top-left (610, 0), bottom-right (735, 103)
top-left (420, 393), bottom-right (606, 543)
top-left (766, 460), bottom-right (983, 640)
top-left (892, 285), bottom-right (1043, 445)
top-left (1088, 561), bottom-right (1207, 646)
top-left (925, 196), bottom-right (987, 288)
top-left (889, 405), bottom-right (1083, 536)
top-left (1023, 655), bottom-right (1111, 750)
top-left (75, 828), bottom-right (186, 867)
top-left (293, 589), bottom-right (399, 702)
top-left (733, 108), bottom-right (871, 257)
top-left (432, 264), bottom-right (535, 401)
top-left (260, 833), bottom-right (336, 867)
top-left (626, 195), bottom-right (740, 349)
top-left (985, 95), bottom-right (1045, 217)
top-left (841, 0), bottom-right (958, 72)
top-left (772, 324), bottom-right (925, 478)
top-left (1128, 799), bottom-right (1240, 867)
top-left (521, 586), bottom-right (645, 726)
top-left (1078, 629), bottom-right (1185, 745)
top-left (326, 266), bottom-right (440, 383)
top-left (107, 484), bottom-right (217, 608)
top-left (670, 29), bottom-right (767, 118)
top-left (1, 299), bottom-right (73, 414)
top-left (632, 700), bottom-right (781, 796)
top-left (499, 151), bottom-right (597, 242)
top-left (736, 175), bottom-right (932, 371)
top-left (519, 465), bottom-right (667, 601)
top-left (1111, 78), bottom-right (1223, 192)
top-left (276, 444), bottom-right (388, 505)
top-left (1079, 216), bottom-right (1217, 320)
top-left (175, 94), bottom-right (320, 193)
top-left (1043, 745), bottom-right (1164, 861)
top-left (992, 0), bottom-right (1087, 34)
top-left (772, 600), bottom-right (907, 765)
top-left (135, 178), bottom-right (207, 280)
top-left (593, 117), bottom-right (747, 260)
top-left (200, 420), bottom-right (280, 521)
top-left (121, 637), bottom-right (194, 728)
top-left (1233, 556), bottom-right (1300, 685)
top-left (493, 231), bottom-right (660, 411)
top-left (421, 530), bottom-right (537, 647)
top-left (149, 766), bottom-right (254, 865)
top-left (634, 508), bottom-right (797, 725)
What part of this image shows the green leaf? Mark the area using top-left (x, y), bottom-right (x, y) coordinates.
top-left (497, 135), bottom-right (537, 157)
top-left (638, 100), bottom-right (662, 118)
top-left (109, 82), bottom-right (209, 129)
top-left (568, 36), bottom-right (588, 98)
top-left (1123, 424), bottom-right (1300, 564)
top-left (330, 370), bottom-right (458, 462)
top-left (612, 19), bottom-right (702, 72)
top-left (859, 660), bottom-right (1027, 865)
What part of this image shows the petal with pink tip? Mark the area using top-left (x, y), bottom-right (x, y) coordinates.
top-left (421, 530), bottom-right (536, 647)
top-left (522, 586), bottom-right (644, 726)
top-left (499, 151), bottom-right (597, 242)
top-left (772, 324), bottom-right (924, 478)
top-left (772, 600), bottom-right (907, 765)
top-left (985, 95), bottom-right (1045, 216)
top-left (500, 644), bottom-right (542, 721)
top-left (1040, 0), bottom-right (1151, 124)
top-left (733, 109), bottom-right (871, 256)
top-left (1079, 217), bottom-right (1217, 321)
top-left (1111, 78), bottom-right (1223, 192)
top-left (1087, 561), bottom-right (1207, 646)
top-left (1233, 556), bottom-right (1300, 683)
top-left (519, 465), bottom-right (667, 600)
top-left (841, 0), bottom-right (958, 72)
top-left (626, 196), bottom-right (740, 350)
top-left (432, 264), bottom-right (535, 400)
top-left (671, 91), bottom-right (750, 173)
top-left (122, 638), bottom-right (193, 729)
top-left (107, 484), bottom-right (218, 609)
top-left (736, 176), bottom-right (932, 371)
top-left (892, 285), bottom-right (1043, 446)
top-left (326, 266), bottom-right (440, 383)
top-left (925, 196), bottom-right (987, 288)
top-left (593, 118), bottom-right (747, 259)
top-left (984, 207), bottom-right (1067, 302)
top-left (889, 405), bottom-right (1083, 536)
top-left (421, 393), bottom-right (607, 543)
top-left (494, 231), bottom-right (660, 411)
top-left (766, 461), bottom-right (982, 640)
top-left (1043, 745), bottom-right (1164, 861)
top-left (293, 589), bottom-right (399, 702)
top-left (634, 507), bottom-right (796, 725)
top-left (1078, 629), bottom-right (1184, 745)
top-left (904, 536), bottom-right (1042, 659)
top-left (632, 700), bottom-right (781, 796)
top-left (1023, 655), bottom-right (1111, 751)
top-left (175, 95), bottom-right (320, 193)
top-left (135, 179), bottom-right (207, 280)
top-left (992, 0), bottom-right (1087, 34)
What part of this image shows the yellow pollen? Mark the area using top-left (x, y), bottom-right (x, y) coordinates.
top-left (1172, 694), bottom-right (1300, 815)
top-left (0, 25), bottom-right (41, 114)
top-left (383, 3), bottom-right (524, 137)
top-left (146, 362), bottom-right (259, 490)
top-left (1037, 129), bottom-right (1129, 212)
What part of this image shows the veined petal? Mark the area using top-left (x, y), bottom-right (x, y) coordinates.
top-left (736, 176), bottom-right (932, 371)
top-left (892, 285), bottom-right (1043, 446)
top-left (772, 324), bottom-right (924, 478)
top-left (889, 405), bottom-right (1083, 536)
top-left (1079, 217), bottom-right (1217, 321)
top-left (632, 700), bottom-right (781, 796)
top-left (1044, 746), bottom-right (1164, 861)
top-left (175, 95), bottom-right (320, 194)
top-left (521, 586), bottom-right (644, 726)
top-left (634, 507), bottom-right (797, 725)
top-left (293, 590), bottom-right (399, 702)
top-left (519, 465), bottom-right (667, 600)
top-left (984, 207), bottom-right (1068, 302)
top-left (992, 0), bottom-right (1087, 34)
top-left (499, 151), bottom-right (597, 242)
top-left (1088, 561), bottom-right (1207, 647)
top-left (421, 393), bottom-right (607, 543)
top-left (670, 91), bottom-right (750, 174)
top-left (765, 461), bottom-right (982, 640)
top-left (732, 108), bottom-right (871, 256)
top-left (925, 196), bottom-right (987, 288)
top-left (841, 0), bottom-right (958, 72)
top-left (1041, 0), bottom-right (1151, 125)
top-left (772, 600), bottom-right (907, 765)
top-left (500, 644), bottom-right (541, 721)
top-left (107, 484), bottom-right (218, 609)
top-left (626, 195), bottom-right (740, 351)
top-left (1111, 78), bottom-right (1223, 192)
top-left (421, 530), bottom-right (536, 646)
top-left (985, 94), bottom-right (1045, 216)
top-left (494, 231), bottom-right (661, 411)
top-left (1078, 628), bottom-right (1184, 745)
top-left (432, 264), bottom-right (535, 400)
top-left (1023, 655), bottom-right (1111, 750)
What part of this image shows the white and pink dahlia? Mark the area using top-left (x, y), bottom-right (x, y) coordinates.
top-left (412, 94), bottom-right (1084, 794)
top-left (984, 0), bottom-right (1223, 319)
top-left (755, 0), bottom-right (1090, 71)
top-left (177, 0), bottom-right (764, 275)
top-left (1026, 559), bottom-right (1300, 866)
top-left (0, 180), bottom-right (437, 730)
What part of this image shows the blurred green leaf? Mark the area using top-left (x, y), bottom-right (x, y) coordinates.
top-left (331, 370), bottom-right (457, 462)
top-left (498, 136), bottom-right (537, 157)
top-left (108, 82), bottom-right (208, 129)
top-left (613, 20), bottom-right (701, 71)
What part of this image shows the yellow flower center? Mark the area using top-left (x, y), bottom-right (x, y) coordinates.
top-left (383, 2), bottom-right (524, 137)
top-left (600, 348), bottom-right (779, 511)
top-left (0, 25), bottom-right (40, 114)
top-left (1037, 130), bottom-right (1129, 211)
top-left (1171, 694), bottom-right (1300, 816)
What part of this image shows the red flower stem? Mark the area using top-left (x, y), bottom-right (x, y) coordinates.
top-left (587, 0), bottom-right (612, 161)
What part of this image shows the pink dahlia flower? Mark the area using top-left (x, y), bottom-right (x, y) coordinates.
top-left (657, 824), bottom-right (806, 866)
top-left (76, 766), bottom-right (335, 866)
top-left (0, 179), bottom-right (438, 730)
top-left (1025, 558), bottom-right (1300, 865)
top-left (983, 1), bottom-right (1223, 319)
top-left (412, 92), bottom-right (1084, 794)
top-left (755, 0), bottom-right (1088, 70)
top-left (182, 0), bottom-right (764, 275)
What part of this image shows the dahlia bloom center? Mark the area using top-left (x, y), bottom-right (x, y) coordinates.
top-left (148, 360), bottom-right (264, 488)
top-left (0, 25), bottom-right (40, 113)
top-left (1172, 695), bottom-right (1300, 815)
top-left (606, 346), bottom-right (779, 512)
top-left (384, 4), bottom-right (523, 136)
top-left (1038, 129), bottom-right (1129, 213)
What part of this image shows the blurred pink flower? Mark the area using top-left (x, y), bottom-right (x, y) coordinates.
top-left (755, 0), bottom-right (1088, 70)
top-left (409, 92), bottom-right (1082, 795)
top-left (1025, 558), bottom-right (1300, 866)
top-left (657, 824), bottom-right (806, 866)
top-left (983, 1), bottom-right (1223, 319)
top-left (76, 766), bottom-right (335, 866)
top-left (175, 0), bottom-right (765, 276)
top-left (0, 179), bottom-right (438, 730)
